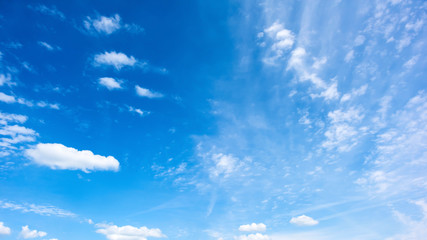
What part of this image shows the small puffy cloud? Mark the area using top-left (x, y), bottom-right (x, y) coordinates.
top-left (129, 106), bottom-right (149, 117)
top-left (209, 153), bottom-right (238, 178)
top-left (27, 4), bottom-right (65, 20)
top-left (19, 226), bottom-right (47, 239)
top-left (135, 85), bottom-right (164, 99)
top-left (99, 77), bottom-right (122, 90)
top-left (84, 14), bottom-right (143, 35)
top-left (0, 92), bottom-right (16, 103)
top-left (289, 215), bottom-right (319, 226)
top-left (0, 74), bottom-right (13, 86)
top-left (0, 222), bottom-right (11, 235)
top-left (234, 233), bottom-right (270, 240)
top-left (94, 51), bottom-right (137, 70)
top-left (25, 143), bottom-right (120, 173)
top-left (38, 41), bottom-right (61, 51)
top-left (344, 50), bottom-right (354, 62)
top-left (403, 55), bottom-right (419, 69)
top-left (84, 14), bottom-right (121, 35)
top-left (239, 223), bottom-right (267, 232)
top-left (262, 22), bottom-right (295, 64)
top-left (354, 35), bottom-right (366, 46)
top-left (96, 224), bottom-right (166, 240)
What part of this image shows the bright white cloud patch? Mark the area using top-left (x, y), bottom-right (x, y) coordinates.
top-left (0, 92), bottom-right (16, 103)
top-left (234, 233), bottom-right (270, 240)
top-left (239, 223), bottom-right (267, 232)
top-left (84, 14), bottom-right (121, 34)
top-left (25, 143), bottom-right (120, 173)
top-left (99, 77), bottom-right (122, 90)
top-left (129, 106), bottom-right (149, 117)
top-left (0, 222), bottom-right (11, 235)
top-left (135, 85), bottom-right (164, 99)
top-left (94, 51), bottom-right (137, 70)
top-left (209, 153), bottom-right (239, 178)
top-left (289, 215), bottom-right (319, 226)
top-left (96, 224), bottom-right (166, 240)
top-left (0, 74), bottom-right (13, 86)
top-left (19, 226), bottom-right (47, 239)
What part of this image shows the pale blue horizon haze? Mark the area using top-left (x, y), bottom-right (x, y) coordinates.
top-left (0, 0), bottom-right (426, 240)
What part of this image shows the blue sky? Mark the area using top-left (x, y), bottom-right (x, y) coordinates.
top-left (0, 0), bottom-right (426, 239)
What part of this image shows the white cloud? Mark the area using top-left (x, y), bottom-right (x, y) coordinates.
top-left (289, 215), bottom-right (319, 226)
top-left (135, 85), bottom-right (164, 99)
top-left (0, 93), bottom-right (59, 110)
top-left (0, 112), bottom-right (27, 125)
top-left (38, 41), bottom-right (60, 51)
top-left (84, 14), bottom-right (143, 35)
top-left (96, 224), bottom-right (166, 240)
top-left (386, 200), bottom-right (427, 240)
top-left (403, 55), bottom-right (419, 69)
top-left (0, 200), bottom-right (76, 218)
top-left (239, 223), bottom-right (267, 232)
top-left (94, 51), bottom-right (137, 70)
top-left (27, 4), bottom-right (65, 20)
top-left (25, 143), bottom-right (120, 173)
top-left (0, 92), bottom-right (16, 103)
top-left (354, 35), bottom-right (366, 46)
top-left (341, 84), bottom-right (368, 102)
top-left (344, 50), bottom-right (354, 62)
top-left (322, 107), bottom-right (365, 152)
top-left (129, 106), bottom-right (149, 117)
top-left (310, 82), bottom-right (339, 100)
top-left (360, 92), bottom-right (427, 196)
top-left (209, 153), bottom-right (239, 178)
top-left (84, 14), bottom-right (121, 35)
top-left (19, 226), bottom-right (47, 239)
top-left (262, 22), bottom-right (295, 64)
top-left (0, 74), bottom-right (13, 86)
top-left (235, 233), bottom-right (270, 240)
top-left (99, 77), bottom-right (122, 90)
top-left (0, 222), bottom-right (11, 235)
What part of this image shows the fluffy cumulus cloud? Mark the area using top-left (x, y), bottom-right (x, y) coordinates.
top-left (289, 215), bottom-right (319, 226)
top-left (261, 22), bottom-right (295, 64)
top-left (85, 14), bottom-right (121, 34)
top-left (84, 14), bottom-right (143, 35)
top-left (209, 153), bottom-right (239, 178)
top-left (25, 143), bottom-right (120, 173)
top-left (96, 224), bottom-right (166, 240)
top-left (135, 85), bottom-right (163, 99)
top-left (234, 233), bottom-right (270, 240)
top-left (239, 223), bottom-right (267, 232)
top-left (0, 222), bottom-right (11, 235)
top-left (94, 51), bottom-right (137, 70)
top-left (99, 77), bottom-right (122, 90)
top-left (19, 226), bottom-right (47, 239)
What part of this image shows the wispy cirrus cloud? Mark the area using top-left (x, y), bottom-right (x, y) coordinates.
top-left (0, 200), bottom-right (76, 218)
top-left (27, 4), bottom-right (65, 20)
